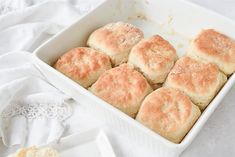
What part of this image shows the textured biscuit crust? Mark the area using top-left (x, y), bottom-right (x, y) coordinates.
top-left (8, 146), bottom-right (59, 157)
top-left (89, 64), bottom-right (153, 117)
top-left (136, 87), bottom-right (201, 143)
top-left (164, 56), bottom-right (227, 110)
top-left (87, 22), bottom-right (144, 66)
top-left (128, 35), bottom-right (177, 86)
top-left (188, 29), bottom-right (235, 75)
top-left (8, 147), bottom-right (37, 157)
top-left (54, 47), bottom-right (111, 88)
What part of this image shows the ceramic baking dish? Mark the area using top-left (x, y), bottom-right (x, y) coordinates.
top-left (33, 0), bottom-right (235, 156)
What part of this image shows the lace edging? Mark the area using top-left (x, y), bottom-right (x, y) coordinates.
top-left (1, 102), bottom-right (71, 121)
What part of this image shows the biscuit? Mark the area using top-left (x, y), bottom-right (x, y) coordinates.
top-left (164, 56), bottom-right (227, 110)
top-left (8, 146), bottom-right (59, 157)
top-left (136, 87), bottom-right (201, 143)
top-left (54, 47), bottom-right (111, 88)
top-left (188, 29), bottom-right (235, 75)
top-left (89, 63), bottom-right (153, 117)
top-left (128, 35), bottom-right (177, 87)
top-left (87, 22), bottom-right (144, 66)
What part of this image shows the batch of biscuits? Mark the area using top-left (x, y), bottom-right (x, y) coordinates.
top-left (54, 22), bottom-right (235, 143)
top-left (9, 21), bottom-right (235, 156)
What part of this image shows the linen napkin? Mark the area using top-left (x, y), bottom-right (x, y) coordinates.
top-left (0, 52), bottom-right (72, 147)
top-left (0, 0), bottom-right (101, 55)
top-left (0, 0), bottom-right (101, 148)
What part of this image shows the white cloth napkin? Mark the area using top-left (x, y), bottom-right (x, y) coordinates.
top-left (0, 0), bottom-right (101, 148)
top-left (0, 0), bottom-right (101, 55)
top-left (0, 52), bottom-right (72, 147)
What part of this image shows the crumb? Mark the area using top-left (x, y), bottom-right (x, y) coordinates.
top-left (167, 15), bottom-right (173, 25)
top-left (127, 12), bottom-right (148, 21)
top-left (167, 28), bottom-right (176, 36)
top-left (136, 13), bottom-right (148, 21)
top-left (177, 43), bottom-right (184, 49)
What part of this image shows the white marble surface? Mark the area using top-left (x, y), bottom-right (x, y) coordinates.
top-left (182, 2), bottom-right (235, 157)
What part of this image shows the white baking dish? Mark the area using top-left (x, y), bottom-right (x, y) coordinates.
top-left (33, 0), bottom-right (235, 156)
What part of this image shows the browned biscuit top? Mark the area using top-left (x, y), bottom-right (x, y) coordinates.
top-left (89, 22), bottom-right (144, 55)
top-left (194, 29), bottom-right (235, 63)
top-left (91, 64), bottom-right (150, 107)
top-left (166, 56), bottom-right (219, 93)
top-left (131, 35), bottom-right (177, 71)
top-left (137, 87), bottom-right (192, 133)
top-left (54, 47), bottom-right (110, 79)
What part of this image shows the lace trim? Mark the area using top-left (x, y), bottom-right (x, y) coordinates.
top-left (1, 103), bottom-right (71, 121)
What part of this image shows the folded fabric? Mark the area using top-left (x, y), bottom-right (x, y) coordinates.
top-left (0, 0), bottom-right (102, 55)
top-left (0, 0), bottom-right (100, 148)
top-left (0, 52), bottom-right (72, 147)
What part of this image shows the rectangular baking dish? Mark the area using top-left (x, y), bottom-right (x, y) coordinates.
top-left (33, 0), bottom-right (235, 156)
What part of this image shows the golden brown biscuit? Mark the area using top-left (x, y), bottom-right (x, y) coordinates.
top-left (8, 146), bottom-right (59, 157)
top-left (87, 22), bottom-right (144, 66)
top-left (9, 147), bottom-right (37, 157)
top-left (136, 87), bottom-right (201, 143)
top-left (128, 35), bottom-right (177, 87)
top-left (188, 29), bottom-right (235, 75)
top-left (54, 47), bottom-right (111, 88)
top-left (164, 56), bottom-right (227, 110)
top-left (89, 64), bottom-right (153, 117)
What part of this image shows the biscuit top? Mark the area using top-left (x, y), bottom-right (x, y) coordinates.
top-left (13, 147), bottom-right (37, 157)
top-left (194, 29), bottom-right (235, 63)
top-left (89, 22), bottom-right (144, 55)
top-left (131, 35), bottom-right (177, 71)
top-left (138, 87), bottom-right (192, 132)
top-left (91, 64), bottom-right (150, 107)
top-left (9, 146), bottom-right (59, 157)
top-left (167, 56), bottom-right (219, 93)
top-left (54, 47), bottom-right (110, 79)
